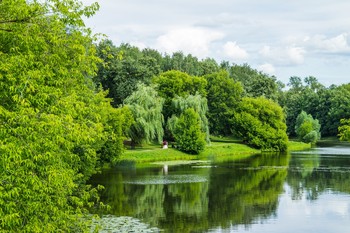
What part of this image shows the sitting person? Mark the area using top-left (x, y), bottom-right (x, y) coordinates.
top-left (162, 140), bottom-right (168, 149)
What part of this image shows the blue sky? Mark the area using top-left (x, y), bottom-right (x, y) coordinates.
top-left (82, 0), bottom-right (350, 86)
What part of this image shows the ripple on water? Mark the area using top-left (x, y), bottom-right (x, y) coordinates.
top-left (292, 147), bottom-right (350, 156)
top-left (123, 174), bottom-right (208, 185)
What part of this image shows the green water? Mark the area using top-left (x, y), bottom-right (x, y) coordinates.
top-left (89, 145), bottom-right (350, 232)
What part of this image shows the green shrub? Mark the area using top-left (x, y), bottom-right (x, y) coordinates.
top-left (173, 108), bottom-right (206, 154)
top-left (295, 111), bottom-right (321, 144)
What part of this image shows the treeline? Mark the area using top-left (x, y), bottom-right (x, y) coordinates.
top-left (93, 40), bottom-right (350, 149)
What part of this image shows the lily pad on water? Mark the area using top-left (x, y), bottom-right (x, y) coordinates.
top-left (123, 174), bottom-right (208, 185)
top-left (91, 215), bottom-right (160, 233)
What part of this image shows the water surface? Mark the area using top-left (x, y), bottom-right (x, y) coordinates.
top-left (90, 145), bottom-right (350, 232)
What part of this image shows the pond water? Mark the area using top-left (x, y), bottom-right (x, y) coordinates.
top-left (89, 144), bottom-right (350, 232)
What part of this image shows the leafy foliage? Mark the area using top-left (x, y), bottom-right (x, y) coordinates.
top-left (152, 70), bottom-right (207, 127)
top-left (228, 64), bottom-right (280, 101)
top-left (168, 94), bottom-right (210, 143)
top-left (161, 52), bottom-right (220, 76)
top-left (124, 83), bottom-right (164, 146)
top-left (172, 108), bottom-right (206, 154)
top-left (153, 70), bottom-right (207, 100)
top-left (327, 84), bottom-right (350, 135)
top-left (94, 41), bottom-right (161, 106)
top-left (295, 111), bottom-right (321, 144)
top-left (205, 71), bottom-right (243, 136)
top-left (0, 0), bottom-right (127, 231)
top-left (280, 76), bottom-right (325, 136)
top-left (232, 97), bottom-right (288, 151)
top-left (338, 119), bottom-right (350, 142)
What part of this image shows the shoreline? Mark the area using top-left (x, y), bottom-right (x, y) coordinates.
top-left (113, 141), bottom-right (311, 164)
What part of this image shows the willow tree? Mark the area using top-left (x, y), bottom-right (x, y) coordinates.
top-left (124, 83), bottom-right (164, 146)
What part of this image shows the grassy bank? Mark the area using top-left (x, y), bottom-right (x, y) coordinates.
top-left (115, 139), bottom-right (311, 164)
top-left (287, 141), bottom-right (312, 151)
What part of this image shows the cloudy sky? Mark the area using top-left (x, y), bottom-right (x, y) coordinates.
top-left (82, 0), bottom-right (350, 86)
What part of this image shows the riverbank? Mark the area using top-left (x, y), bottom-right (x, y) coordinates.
top-left (115, 140), bottom-right (311, 164)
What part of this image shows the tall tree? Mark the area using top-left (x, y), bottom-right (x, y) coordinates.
top-left (229, 64), bottom-right (280, 101)
top-left (281, 76), bottom-right (325, 136)
top-left (94, 41), bottom-right (161, 106)
top-left (327, 84), bottom-right (350, 136)
top-left (160, 52), bottom-right (219, 76)
top-left (152, 70), bottom-right (207, 121)
top-left (124, 83), bottom-right (164, 146)
top-left (0, 0), bottom-right (128, 231)
top-left (205, 71), bottom-right (243, 136)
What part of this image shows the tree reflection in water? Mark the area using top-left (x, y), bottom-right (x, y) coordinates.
top-left (89, 153), bottom-right (290, 232)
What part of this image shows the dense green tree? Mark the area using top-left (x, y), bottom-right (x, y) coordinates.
top-left (338, 119), bottom-right (350, 142)
top-left (0, 0), bottom-right (128, 231)
top-left (161, 52), bottom-right (219, 76)
top-left (152, 70), bottom-right (207, 121)
top-left (168, 94), bottom-right (210, 143)
top-left (94, 41), bottom-right (161, 106)
top-left (327, 84), bottom-right (350, 136)
top-left (172, 108), bottom-right (206, 154)
top-left (281, 76), bottom-right (326, 136)
top-left (199, 58), bottom-right (220, 75)
top-left (98, 106), bottom-right (133, 163)
top-left (232, 97), bottom-right (288, 151)
top-left (205, 71), bottom-right (243, 136)
top-left (295, 111), bottom-right (321, 144)
top-left (229, 64), bottom-right (280, 101)
top-left (124, 83), bottom-right (164, 146)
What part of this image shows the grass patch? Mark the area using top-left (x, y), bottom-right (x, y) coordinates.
top-left (118, 146), bottom-right (196, 164)
top-left (209, 135), bottom-right (242, 143)
top-left (287, 140), bottom-right (312, 151)
top-left (117, 141), bottom-right (259, 164)
top-left (115, 139), bottom-right (312, 164)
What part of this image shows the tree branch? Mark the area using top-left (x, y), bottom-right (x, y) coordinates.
top-left (0, 28), bottom-right (12, 32)
top-left (0, 18), bottom-right (31, 24)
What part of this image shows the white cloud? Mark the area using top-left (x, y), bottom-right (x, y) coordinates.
top-left (155, 27), bottom-right (224, 58)
top-left (81, 0), bottom-right (350, 85)
top-left (258, 63), bottom-right (276, 75)
top-left (259, 45), bottom-right (305, 65)
top-left (304, 33), bottom-right (350, 53)
top-left (287, 47), bottom-right (305, 64)
top-left (130, 41), bottom-right (147, 50)
top-left (223, 41), bottom-right (249, 60)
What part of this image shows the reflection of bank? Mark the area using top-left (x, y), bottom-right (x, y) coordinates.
top-left (89, 154), bottom-right (290, 233)
top-left (287, 147), bottom-right (350, 200)
top-left (207, 153), bottom-right (289, 229)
